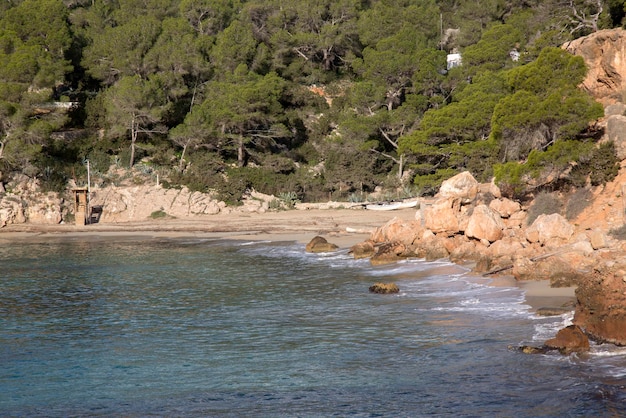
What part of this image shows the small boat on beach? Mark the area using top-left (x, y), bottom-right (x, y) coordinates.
top-left (365, 199), bottom-right (418, 211)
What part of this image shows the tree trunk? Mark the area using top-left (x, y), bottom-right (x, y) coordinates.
top-left (237, 135), bottom-right (245, 167)
top-left (179, 140), bottom-right (188, 170)
top-left (129, 116), bottom-right (137, 167)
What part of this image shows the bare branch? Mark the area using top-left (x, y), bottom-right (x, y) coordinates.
top-left (378, 128), bottom-right (399, 150)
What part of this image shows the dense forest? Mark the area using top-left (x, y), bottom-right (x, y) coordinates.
top-left (0, 0), bottom-right (623, 204)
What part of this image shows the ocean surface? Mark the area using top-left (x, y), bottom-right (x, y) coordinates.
top-left (1, 236), bottom-right (626, 417)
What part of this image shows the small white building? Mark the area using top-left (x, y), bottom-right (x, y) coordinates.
top-left (446, 53), bottom-right (462, 70)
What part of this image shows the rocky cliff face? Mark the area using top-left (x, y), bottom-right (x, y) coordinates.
top-left (0, 175), bottom-right (64, 227)
top-left (563, 28), bottom-right (626, 106)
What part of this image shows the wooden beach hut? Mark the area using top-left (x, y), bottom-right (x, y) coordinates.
top-left (73, 187), bottom-right (89, 226)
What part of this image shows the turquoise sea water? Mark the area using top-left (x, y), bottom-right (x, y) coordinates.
top-left (1, 237), bottom-right (626, 417)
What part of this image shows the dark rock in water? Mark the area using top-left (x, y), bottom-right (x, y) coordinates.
top-left (305, 236), bottom-right (339, 253)
top-left (508, 345), bottom-right (550, 355)
top-left (535, 307), bottom-right (574, 317)
top-left (349, 240), bottom-right (376, 259)
top-left (369, 282), bottom-right (399, 294)
top-left (545, 325), bottom-right (590, 354)
top-left (370, 241), bottom-right (407, 265)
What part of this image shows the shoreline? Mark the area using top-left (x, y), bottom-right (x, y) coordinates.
top-left (0, 207), bottom-right (576, 312)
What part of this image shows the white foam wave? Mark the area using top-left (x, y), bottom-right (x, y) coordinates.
top-left (238, 240), bottom-right (273, 246)
top-left (589, 344), bottom-right (626, 358)
top-left (531, 311), bottom-right (574, 342)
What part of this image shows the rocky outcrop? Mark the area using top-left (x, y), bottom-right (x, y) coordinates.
top-left (89, 184), bottom-right (227, 222)
top-left (438, 171), bottom-right (479, 203)
top-left (574, 265), bottom-right (626, 346)
top-left (514, 325), bottom-right (590, 355)
top-left (525, 213), bottom-right (574, 246)
top-left (370, 217), bottom-right (423, 245)
top-left (0, 196), bottom-right (26, 227)
top-left (465, 204), bottom-right (505, 243)
top-left (563, 28), bottom-right (626, 106)
top-left (545, 325), bottom-right (590, 354)
top-left (0, 176), bottom-right (64, 226)
top-left (355, 170), bottom-right (626, 348)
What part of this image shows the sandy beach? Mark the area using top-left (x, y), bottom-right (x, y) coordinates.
top-left (0, 206), bottom-right (576, 310)
top-left (0, 207), bottom-right (418, 246)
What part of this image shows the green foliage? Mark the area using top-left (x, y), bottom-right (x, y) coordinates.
top-left (462, 23), bottom-right (523, 73)
top-left (492, 47), bottom-right (604, 162)
top-left (149, 209), bottom-right (168, 219)
top-left (0, 0), bottom-right (620, 206)
top-left (494, 139), bottom-right (618, 198)
top-left (583, 141), bottom-right (619, 186)
top-left (526, 191), bottom-right (563, 225)
top-left (412, 168), bottom-right (459, 196)
top-left (609, 224), bottom-right (626, 240)
top-left (278, 191), bottom-right (300, 209)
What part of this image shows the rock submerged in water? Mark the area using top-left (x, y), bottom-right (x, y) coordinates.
top-left (305, 236), bottom-right (339, 253)
top-left (369, 282), bottom-right (399, 294)
top-left (510, 324), bottom-right (590, 355)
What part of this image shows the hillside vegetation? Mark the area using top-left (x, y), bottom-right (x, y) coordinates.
top-left (0, 0), bottom-right (623, 203)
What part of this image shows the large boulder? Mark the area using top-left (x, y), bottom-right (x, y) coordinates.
top-left (416, 234), bottom-right (450, 261)
top-left (545, 325), bottom-right (590, 354)
top-left (438, 171), bottom-right (479, 204)
top-left (305, 236), bottom-right (339, 253)
top-left (465, 204), bottom-right (505, 243)
top-left (525, 213), bottom-right (574, 245)
top-left (449, 240), bottom-right (484, 264)
top-left (588, 228), bottom-right (610, 250)
top-left (370, 217), bottom-right (423, 245)
top-left (489, 198), bottom-right (521, 218)
top-left (422, 197), bottom-right (460, 235)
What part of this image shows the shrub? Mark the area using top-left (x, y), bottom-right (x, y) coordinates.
top-left (278, 191), bottom-right (300, 209)
top-left (609, 224), bottom-right (626, 240)
top-left (149, 210), bottom-right (168, 219)
top-left (38, 166), bottom-right (67, 193)
top-left (526, 191), bottom-right (562, 225)
top-left (565, 188), bottom-right (592, 221)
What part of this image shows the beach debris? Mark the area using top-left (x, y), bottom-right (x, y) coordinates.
top-left (305, 236), bottom-right (339, 253)
top-left (369, 282), bottom-right (399, 294)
